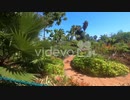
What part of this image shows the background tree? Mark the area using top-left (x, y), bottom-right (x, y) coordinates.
top-left (42, 12), bottom-right (67, 40)
top-left (66, 20), bottom-right (88, 41)
top-left (82, 20), bottom-right (88, 32)
top-left (49, 28), bottom-right (65, 44)
top-left (67, 25), bottom-right (77, 41)
top-left (93, 35), bottom-right (97, 41)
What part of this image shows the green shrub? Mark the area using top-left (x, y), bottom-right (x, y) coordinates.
top-left (32, 56), bottom-right (64, 76)
top-left (71, 56), bottom-right (129, 77)
top-left (43, 57), bottom-right (64, 75)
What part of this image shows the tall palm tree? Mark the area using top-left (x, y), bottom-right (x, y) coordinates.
top-left (82, 21), bottom-right (88, 32)
top-left (51, 29), bottom-right (65, 43)
top-left (68, 20), bottom-right (88, 41)
top-left (69, 25), bottom-right (77, 40)
top-left (67, 25), bottom-right (81, 40)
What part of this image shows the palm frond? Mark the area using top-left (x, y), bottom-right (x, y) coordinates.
top-left (18, 12), bottom-right (45, 40)
top-left (12, 30), bottom-right (40, 58)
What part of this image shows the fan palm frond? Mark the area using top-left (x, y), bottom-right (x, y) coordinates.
top-left (17, 12), bottom-right (45, 40)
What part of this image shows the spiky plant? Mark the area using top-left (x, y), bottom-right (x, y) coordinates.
top-left (10, 12), bottom-right (45, 63)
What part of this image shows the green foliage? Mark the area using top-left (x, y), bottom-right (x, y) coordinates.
top-left (0, 12), bottom-right (45, 65)
top-left (71, 56), bottom-right (129, 77)
top-left (114, 42), bottom-right (130, 53)
top-left (114, 31), bottom-right (130, 43)
top-left (17, 12), bottom-right (45, 40)
top-left (7, 12), bottom-right (45, 64)
top-left (0, 12), bottom-right (20, 32)
top-left (67, 22), bottom-right (88, 41)
top-left (97, 32), bottom-right (130, 55)
top-left (43, 12), bottom-right (67, 27)
top-left (44, 58), bottom-right (64, 75)
top-left (50, 29), bottom-right (65, 43)
top-left (38, 40), bottom-right (52, 49)
top-left (0, 31), bottom-right (13, 65)
top-left (42, 12), bottom-right (67, 40)
top-left (0, 12), bottom-right (67, 76)
top-left (12, 32), bottom-right (38, 58)
top-left (0, 67), bottom-right (35, 82)
top-left (31, 56), bottom-right (64, 75)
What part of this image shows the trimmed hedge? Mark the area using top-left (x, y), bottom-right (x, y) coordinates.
top-left (71, 56), bottom-right (130, 77)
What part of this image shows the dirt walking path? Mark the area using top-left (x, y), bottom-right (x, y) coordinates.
top-left (63, 55), bottom-right (130, 86)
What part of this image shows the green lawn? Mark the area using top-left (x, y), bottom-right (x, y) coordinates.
top-left (0, 66), bottom-right (35, 82)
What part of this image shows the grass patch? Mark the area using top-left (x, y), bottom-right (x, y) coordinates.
top-left (0, 66), bottom-right (35, 82)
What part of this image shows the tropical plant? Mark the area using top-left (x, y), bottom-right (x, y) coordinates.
top-left (82, 20), bottom-right (88, 32)
top-left (31, 56), bottom-right (64, 76)
top-left (71, 56), bottom-right (129, 77)
top-left (10, 12), bottom-right (45, 63)
top-left (50, 29), bottom-right (65, 43)
top-left (0, 12), bottom-right (21, 32)
top-left (67, 20), bottom-right (88, 41)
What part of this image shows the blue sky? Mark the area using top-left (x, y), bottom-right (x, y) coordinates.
top-left (40, 12), bottom-right (130, 39)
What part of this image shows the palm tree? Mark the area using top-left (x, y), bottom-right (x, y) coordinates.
top-left (82, 21), bottom-right (88, 32)
top-left (93, 35), bottom-right (97, 41)
top-left (69, 25), bottom-right (77, 40)
top-left (42, 12), bottom-right (67, 40)
top-left (51, 29), bottom-right (65, 43)
top-left (68, 25), bottom-right (83, 41)
top-left (68, 20), bottom-right (88, 41)
top-left (10, 12), bottom-right (45, 62)
top-left (0, 12), bottom-right (46, 66)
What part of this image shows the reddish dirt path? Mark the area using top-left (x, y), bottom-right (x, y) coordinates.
top-left (63, 55), bottom-right (130, 86)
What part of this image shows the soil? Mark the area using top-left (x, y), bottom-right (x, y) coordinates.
top-left (63, 55), bottom-right (130, 86)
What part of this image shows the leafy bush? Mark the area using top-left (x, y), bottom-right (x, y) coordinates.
top-left (43, 57), bottom-right (64, 75)
top-left (31, 56), bottom-right (64, 76)
top-left (114, 42), bottom-right (130, 53)
top-left (71, 56), bottom-right (130, 77)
